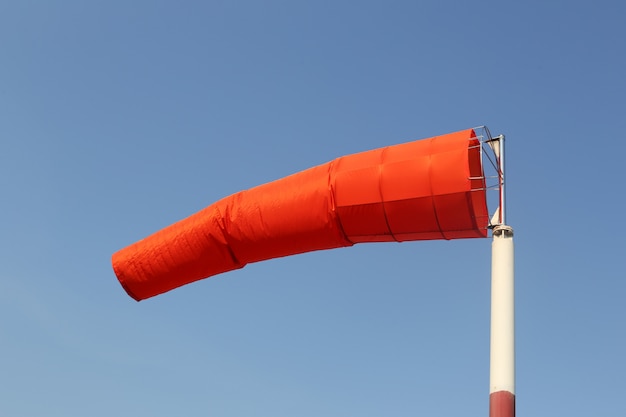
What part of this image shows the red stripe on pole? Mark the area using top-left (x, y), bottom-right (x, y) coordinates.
top-left (489, 390), bottom-right (515, 417)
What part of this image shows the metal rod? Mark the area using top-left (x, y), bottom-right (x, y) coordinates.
top-left (497, 135), bottom-right (505, 225)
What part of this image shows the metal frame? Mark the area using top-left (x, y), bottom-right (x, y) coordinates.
top-left (472, 126), bottom-right (506, 229)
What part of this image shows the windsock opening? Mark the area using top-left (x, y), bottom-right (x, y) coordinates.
top-left (112, 128), bottom-right (489, 301)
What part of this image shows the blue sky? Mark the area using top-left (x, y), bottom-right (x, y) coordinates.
top-left (1, 1), bottom-right (625, 415)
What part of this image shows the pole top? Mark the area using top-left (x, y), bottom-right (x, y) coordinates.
top-left (492, 224), bottom-right (514, 238)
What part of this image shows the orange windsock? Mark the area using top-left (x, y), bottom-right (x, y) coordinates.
top-left (112, 129), bottom-right (489, 301)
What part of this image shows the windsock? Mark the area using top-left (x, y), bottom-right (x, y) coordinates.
top-left (112, 128), bottom-right (489, 301)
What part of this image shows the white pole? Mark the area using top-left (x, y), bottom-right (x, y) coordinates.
top-left (489, 225), bottom-right (515, 417)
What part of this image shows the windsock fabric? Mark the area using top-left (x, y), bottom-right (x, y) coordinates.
top-left (112, 129), bottom-right (488, 300)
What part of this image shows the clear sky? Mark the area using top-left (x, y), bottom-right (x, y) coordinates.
top-left (1, 1), bottom-right (625, 416)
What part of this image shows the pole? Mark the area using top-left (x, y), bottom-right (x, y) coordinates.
top-left (489, 224), bottom-right (515, 417)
